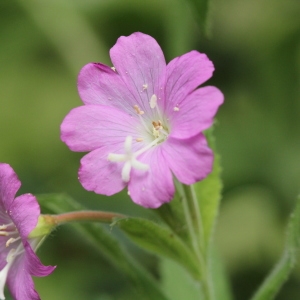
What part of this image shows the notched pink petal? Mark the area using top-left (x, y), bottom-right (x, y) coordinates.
top-left (128, 148), bottom-right (175, 208)
top-left (78, 63), bottom-right (138, 113)
top-left (169, 86), bottom-right (224, 139)
top-left (162, 134), bottom-right (213, 185)
top-left (79, 148), bottom-right (126, 196)
top-left (164, 50), bottom-right (214, 111)
top-left (110, 32), bottom-right (166, 112)
top-left (60, 105), bottom-right (138, 152)
top-left (0, 163), bottom-right (21, 211)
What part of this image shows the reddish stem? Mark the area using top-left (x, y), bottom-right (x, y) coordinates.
top-left (52, 210), bottom-right (126, 225)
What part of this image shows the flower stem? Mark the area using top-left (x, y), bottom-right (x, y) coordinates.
top-left (183, 184), bottom-right (206, 256)
top-left (176, 181), bottom-right (211, 300)
top-left (51, 210), bottom-right (126, 225)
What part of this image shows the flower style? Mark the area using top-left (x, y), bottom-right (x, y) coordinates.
top-left (0, 163), bottom-right (55, 300)
top-left (61, 32), bottom-right (224, 208)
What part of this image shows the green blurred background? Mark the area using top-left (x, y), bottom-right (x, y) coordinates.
top-left (1, 0), bottom-right (300, 299)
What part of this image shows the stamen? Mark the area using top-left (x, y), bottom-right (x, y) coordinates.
top-left (6, 248), bottom-right (16, 263)
top-left (149, 94), bottom-right (157, 108)
top-left (137, 114), bottom-right (152, 136)
top-left (135, 136), bottom-right (164, 156)
top-left (136, 138), bottom-right (143, 142)
top-left (133, 105), bottom-right (144, 115)
top-left (151, 120), bottom-right (168, 139)
top-left (0, 222), bottom-right (15, 230)
top-left (152, 120), bottom-right (162, 130)
top-left (6, 237), bottom-right (20, 248)
top-left (0, 231), bottom-right (9, 236)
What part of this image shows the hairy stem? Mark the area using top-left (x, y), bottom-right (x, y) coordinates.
top-left (51, 210), bottom-right (126, 225)
top-left (176, 181), bottom-right (211, 300)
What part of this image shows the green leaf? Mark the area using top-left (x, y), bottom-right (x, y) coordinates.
top-left (115, 217), bottom-right (201, 280)
top-left (209, 248), bottom-right (233, 300)
top-left (37, 194), bottom-right (170, 300)
top-left (194, 128), bottom-right (223, 247)
top-left (184, 0), bottom-right (211, 36)
top-left (250, 196), bottom-right (300, 300)
top-left (160, 258), bottom-right (204, 300)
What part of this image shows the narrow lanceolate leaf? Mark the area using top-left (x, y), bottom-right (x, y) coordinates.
top-left (250, 196), bottom-right (300, 300)
top-left (115, 217), bottom-right (201, 280)
top-left (37, 194), bottom-right (170, 300)
top-left (194, 127), bottom-right (223, 247)
top-left (184, 0), bottom-right (211, 36)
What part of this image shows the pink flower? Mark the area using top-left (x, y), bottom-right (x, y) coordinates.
top-left (61, 32), bottom-right (223, 208)
top-left (0, 163), bottom-right (55, 300)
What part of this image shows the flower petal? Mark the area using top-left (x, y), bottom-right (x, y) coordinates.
top-left (79, 147), bottom-right (126, 196)
top-left (163, 50), bottom-right (214, 112)
top-left (162, 134), bottom-right (213, 184)
top-left (61, 105), bottom-right (139, 152)
top-left (24, 242), bottom-right (55, 277)
top-left (9, 194), bottom-right (40, 240)
top-left (110, 32), bottom-right (166, 114)
top-left (78, 63), bottom-right (140, 114)
top-left (7, 242), bottom-right (54, 300)
top-left (0, 163), bottom-right (21, 215)
top-left (168, 86), bottom-right (224, 139)
top-left (128, 147), bottom-right (175, 208)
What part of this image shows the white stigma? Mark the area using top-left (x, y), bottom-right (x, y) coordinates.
top-left (108, 136), bottom-right (149, 182)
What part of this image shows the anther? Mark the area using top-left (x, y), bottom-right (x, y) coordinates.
top-left (152, 120), bottom-right (162, 131)
top-left (149, 94), bottom-right (157, 109)
top-left (173, 106), bottom-right (179, 111)
top-left (134, 105), bottom-right (144, 115)
top-left (136, 138), bottom-right (143, 142)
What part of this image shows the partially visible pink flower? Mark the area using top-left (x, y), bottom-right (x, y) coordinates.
top-left (0, 163), bottom-right (55, 300)
top-left (61, 32), bottom-right (224, 208)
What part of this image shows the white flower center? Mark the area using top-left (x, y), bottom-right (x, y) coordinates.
top-left (108, 93), bottom-right (170, 182)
